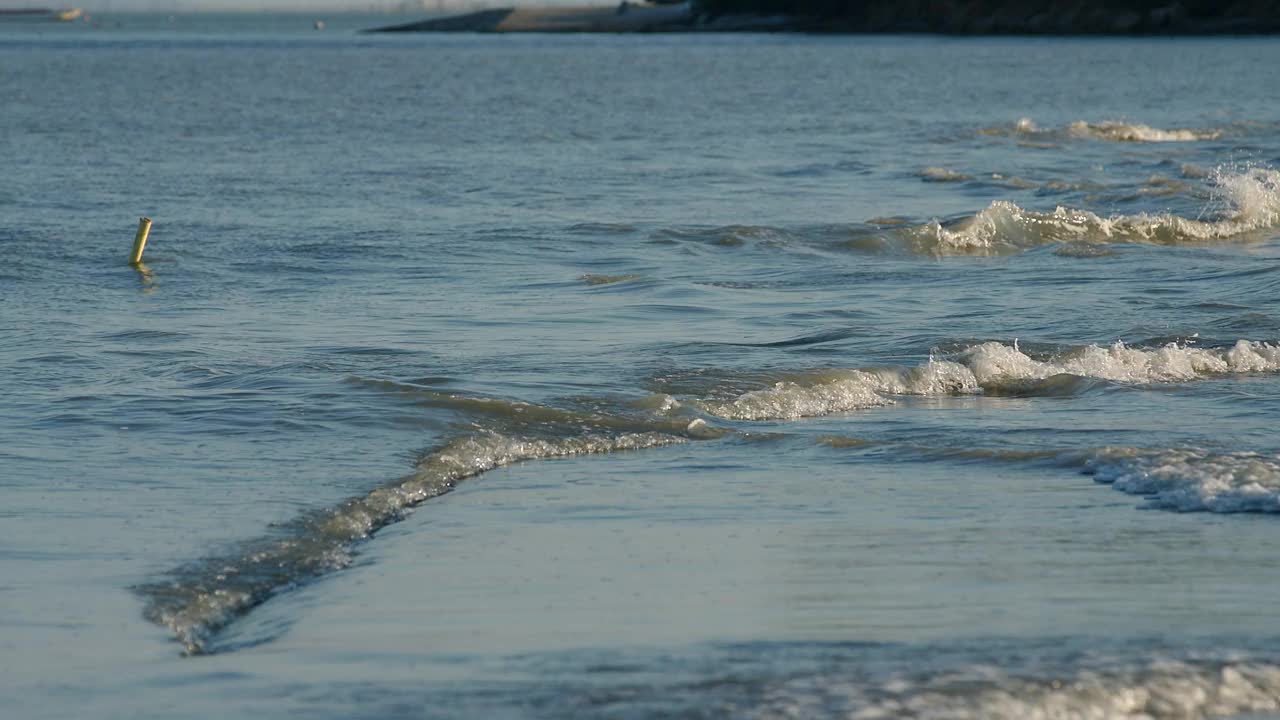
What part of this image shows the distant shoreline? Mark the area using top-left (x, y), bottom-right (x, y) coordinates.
top-left (365, 2), bottom-right (1280, 35)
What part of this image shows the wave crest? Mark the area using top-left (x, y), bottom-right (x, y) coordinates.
top-left (919, 167), bottom-right (973, 182)
top-left (962, 338), bottom-right (1280, 384)
top-left (750, 654), bottom-right (1280, 719)
top-left (907, 167), bottom-right (1280, 253)
top-left (984, 117), bottom-right (1224, 143)
top-left (1086, 447), bottom-right (1280, 513)
top-left (694, 339), bottom-right (1280, 421)
top-left (139, 428), bottom-right (693, 654)
top-left (1069, 119), bottom-right (1223, 142)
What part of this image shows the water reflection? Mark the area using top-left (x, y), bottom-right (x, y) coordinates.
top-left (132, 261), bottom-right (155, 293)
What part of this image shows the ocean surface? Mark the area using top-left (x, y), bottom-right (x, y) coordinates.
top-left (4, 14), bottom-right (1280, 719)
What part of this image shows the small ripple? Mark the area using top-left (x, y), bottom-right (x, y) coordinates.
top-left (97, 329), bottom-right (192, 342)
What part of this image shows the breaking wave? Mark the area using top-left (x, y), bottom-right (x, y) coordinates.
top-left (746, 651), bottom-right (1280, 719)
top-left (983, 117), bottom-right (1224, 142)
top-left (902, 167), bottom-right (1280, 254)
top-left (138, 423), bottom-right (705, 654)
top-left (693, 361), bottom-right (974, 421)
top-left (140, 341), bottom-right (1280, 653)
top-left (690, 339), bottom-right (1280, 421)
top-left (919, 167), bottom-right (973, 183)
top-left (650, 168), bottom-right (1280, 257)
top-left (823, 437), bottom-right (1280, 515)
top-left (1071, 119), bottom-right (1223, 143)
top-left (140, 336), bottom-right (1280, 652)
top-left (1086, 446), bottom-right (1280, 513)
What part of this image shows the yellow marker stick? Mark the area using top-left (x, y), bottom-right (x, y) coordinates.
top-left (129, 217), bottom-right (152, 265)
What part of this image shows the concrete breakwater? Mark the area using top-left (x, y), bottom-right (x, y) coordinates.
top-left (368, 4), bottom-right (703, 33)
top-left (366, 1), bottom-right (1280, 34)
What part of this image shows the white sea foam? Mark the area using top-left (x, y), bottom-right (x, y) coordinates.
top-left (696, 361), bottom-right (977, 421)
top-left (750, 656), bottom-right (1280, 719)
top-left (1068, 120), bottom-right (1223, 143)
top-left (910, 167), bottom-right (1280, 253)
top-left (920, 167), bottom-right (972, 183)
top-left (820, 434), bottom-right (1280, 515)
top-left (986, 117), bottom-right (1223, 143)
top-left (695, 340), bottom-right (1280, 421)
top-left (142, 429), bottom-right (690, 654)
top-left (1086, 447), bottom-right (1280, 513)
top-left (319, 431), bottom-right (692, 540)
top-left (961, 339), bottom-right (1280, 385)
top-left (697, 376), bottom-right (894, 421)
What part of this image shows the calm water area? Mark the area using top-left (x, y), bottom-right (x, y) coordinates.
top-left (4, 14), bottom-right (1280, 718)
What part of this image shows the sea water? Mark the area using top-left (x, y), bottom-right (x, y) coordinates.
top-left (4, 16), bottom-right (1280, 718)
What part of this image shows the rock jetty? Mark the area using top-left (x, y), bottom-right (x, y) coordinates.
top-left (368, 3), bottom-right (698, 33)
top-left (365, 1), bottom-right (1280, 34)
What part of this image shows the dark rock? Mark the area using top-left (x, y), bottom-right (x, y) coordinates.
top-left (365, 8), bottom-right (515, 33)
top-left (364, 0), bottom-right (1280, 35)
